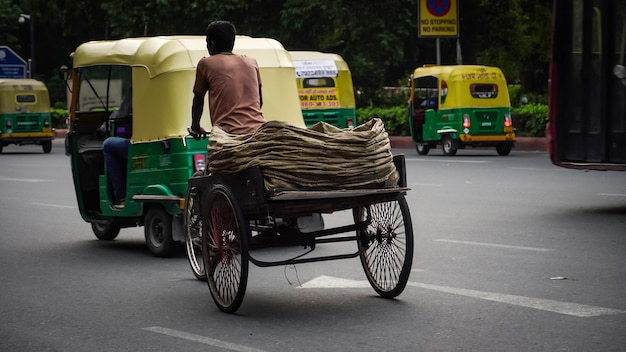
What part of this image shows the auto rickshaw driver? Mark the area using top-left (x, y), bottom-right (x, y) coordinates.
top-left (101, 86), bottom-right (132, 208)
top-left (189, 20), bottom-right (265, 139)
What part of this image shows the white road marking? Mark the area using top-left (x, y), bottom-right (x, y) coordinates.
top-left (300, 276), bottom-right (626, 318)
top-left (0, 176), bottom-right (51, 182)
top-left (143, 326), bottom-right (270, 352)
top-left (599, 193), bottom-right (626, 197)
top-left (433, 239), bottom-right (554, 252)
top-left (31, 203), bottom-right (77, 209)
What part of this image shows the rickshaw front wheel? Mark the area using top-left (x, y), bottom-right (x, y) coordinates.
top-left (91, 221), bottom-right (121, 241)
top-left (144, 206), bottom-right (176, 257)
top-left (185, 184), bottom-right (206, 281)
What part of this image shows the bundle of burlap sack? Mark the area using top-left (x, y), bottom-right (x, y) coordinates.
top-left (207, 118), bottom-right (399, 191)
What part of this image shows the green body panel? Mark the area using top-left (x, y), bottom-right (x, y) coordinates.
top-left (69, 131), bottom-right (207, 222)
top-left (409, 106), bottom-right (511, 143)
top-left (302, 108), bottom-right (355, 128)
top-left (0, 112), bottom-right (54, 142)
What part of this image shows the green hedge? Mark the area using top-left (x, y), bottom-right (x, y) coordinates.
top-left (511, 103), bottom-right (548, 137)
top-left (356, 106), bottom-right (409, 136)
top-left (50, 102), bottom-right (69, 129)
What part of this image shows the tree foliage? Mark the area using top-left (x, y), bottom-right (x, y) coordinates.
top-left (6, 0), bottom-right (551, 103)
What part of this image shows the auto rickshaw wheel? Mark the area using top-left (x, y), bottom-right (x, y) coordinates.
top-left (353, 195), bottom-right (414, 298)
top-left (442, 135), bottom-right (457, 156)
top-left (91, 221), bottom-right (121, 241)
top-left (144, 206), bottom-right (176, 257)
top-left (496, 144), bottom-right (512, 156)
top-left (416, 143), bottom-right (430, 155)
top-left (42, 140), bottom-right (52, 153)
top-left (203, 184), bottom-right (249, 313)
top-left (185, 183), bottom-right (206, 281)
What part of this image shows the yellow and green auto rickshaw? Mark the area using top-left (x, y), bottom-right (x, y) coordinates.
top-left (407, 65), bottom-right (516, 156)
top-left (65, 35), bottom-right (304, 257)
top-left (0, 78), bottom-right (54, 153)
top-left (289, 51), bottom-right (356, 128)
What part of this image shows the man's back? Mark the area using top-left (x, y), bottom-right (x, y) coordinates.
top-left (194, 54), bottom-right (264, 135)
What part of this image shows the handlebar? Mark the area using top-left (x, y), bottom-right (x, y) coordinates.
top-left (183, 127), bottom-right (210, 147)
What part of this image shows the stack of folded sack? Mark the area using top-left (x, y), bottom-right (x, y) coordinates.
top-left (207, 118), bottom-right (399, 191)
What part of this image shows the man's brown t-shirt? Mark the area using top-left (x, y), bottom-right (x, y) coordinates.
top-left (193, 53), bottom-right (265, 135)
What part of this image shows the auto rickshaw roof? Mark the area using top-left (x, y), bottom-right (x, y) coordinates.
top-left (289, 51), bottom-right (351, 71)
top-left (72, 35), bottom-right (295, 77)
top-left (412, 65), bottom-right (507, 81)
top-left (0, 78), bottom-right (48, 92)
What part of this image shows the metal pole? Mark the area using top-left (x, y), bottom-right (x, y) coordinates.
top-left (29, 16), bottom-right (34, 77)
top-left (436, 38), bottom-right (441, 65)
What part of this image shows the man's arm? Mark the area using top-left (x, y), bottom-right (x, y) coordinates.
top-left (191, 90), bottom-right (206, 132)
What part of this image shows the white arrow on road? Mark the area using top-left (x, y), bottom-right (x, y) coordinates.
top-left (300, 275), bottom-right (626, 318)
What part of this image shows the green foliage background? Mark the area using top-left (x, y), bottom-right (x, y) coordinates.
top-left (3, 0), bottom-right (552, 135)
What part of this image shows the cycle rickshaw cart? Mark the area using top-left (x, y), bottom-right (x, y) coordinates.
top-left (185, 120), bottom-right (414, 313)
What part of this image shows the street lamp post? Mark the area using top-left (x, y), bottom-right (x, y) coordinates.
top-left (18, 13), bottom-right (34, 78)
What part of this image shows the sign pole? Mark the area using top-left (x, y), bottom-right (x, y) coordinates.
top-left (418, 0), bottom-right (459, 64)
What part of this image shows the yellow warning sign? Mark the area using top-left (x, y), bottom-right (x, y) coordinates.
top-left (418, 0), bottom-right (458, 37)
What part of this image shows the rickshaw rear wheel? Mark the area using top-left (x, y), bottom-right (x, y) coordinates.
top-left (42, 140), bottom-right (52, 153)
top-left (354, 195), bottom-right (414, 298)
top-left (416, 143), bottom-right (430, 155)
top-left (144, 206), bottom-right (176, 257)
top-left (203, 184), bottom-right (249, 313)
top-left (185, 182), bottom-right (206, 281)
top-left (442, 135), bottom-right (457, 156)
top-left (91, 221), bottom-right (121, 241)
top-left (496, 144), bottom-right (512, 156)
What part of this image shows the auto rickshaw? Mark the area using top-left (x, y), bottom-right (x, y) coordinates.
top-left (0, 78), bottom-right (54, 153)
top-left (407, 65), bottom-right (516, 156)
top-left (65, 35), bottom-right (304, 257)
top-left (289, 51), bottom-right (356, 128)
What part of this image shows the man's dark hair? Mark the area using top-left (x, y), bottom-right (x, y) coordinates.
top-left (205, 21), bottom-right (236, 52)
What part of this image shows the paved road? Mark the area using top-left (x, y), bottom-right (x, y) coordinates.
top-left (1, 141), bottom-right (625, 351)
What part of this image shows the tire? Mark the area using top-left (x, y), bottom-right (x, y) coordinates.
top-left (91, 221), bottom-right (121, 241)
top-left (441, 135), bottom-right (457, 156)
top-left (144, 206), bottom-right (176, 257)
top-left (185, 184), bottom-right (206, 281)
top-left (42, 140), bottom-right (52, 153)
top-left (496, 144), bottom-right (512, 156)
top-left (203, 184), bottom-right (249, 313)
top-left (353, 195), bottom-right (414, 298)
top-left (416, 143), bottom-right (430, 155)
